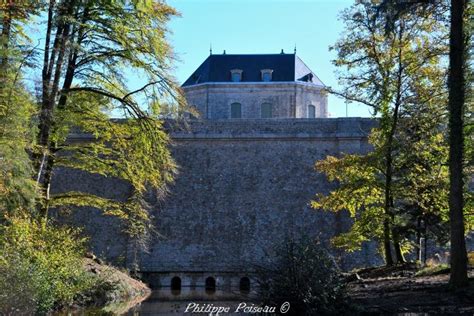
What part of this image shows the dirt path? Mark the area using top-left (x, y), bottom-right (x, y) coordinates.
top-left (347, 267), bottom-right (474, 314)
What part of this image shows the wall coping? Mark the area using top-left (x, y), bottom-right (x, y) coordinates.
top-left (182, 81), bottom-right (325, 92)
top-left (166, 118), bottom-right (377, 141)
top-left (67, 118), bottom-right (377, 142)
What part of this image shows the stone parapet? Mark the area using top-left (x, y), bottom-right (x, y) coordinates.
top-left (166, 118), bottom-right (376, 140)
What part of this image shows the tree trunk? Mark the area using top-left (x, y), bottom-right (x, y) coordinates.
top-left (423, 223), bottom-right (428, 264)
top-left (40, 154), bottom-right (54, 218)
top-left (382, 21), bottom-right (405, 267)
top-left (35, 0), bottom-right (55, 184)
top-left (448, 0), bottom-right (468, 288)
top-left (58, 4), bottom-right (88, 109)
top-left (391, 196), bottom-right (405, 264)
top-left (0, 0), bottom-right (12, 87)
top-left (37, 0), bottom-right (74, 218)
top-left (393, 232), bottom-right (406, 264)
top-left (383, 219), bottom-right (394, 265)
top-left (383, 122), bottom-right (395, 267)
top-left (383, 136), bottom-right (396, 267)
top-left (416, 217), bottom-right (422, 262)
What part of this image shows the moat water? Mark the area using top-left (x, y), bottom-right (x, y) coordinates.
top-left (56, 289), bottom-right (260, 315)
top-left (57, 293), bottom-right (435, 316)
top-left (56, 289), bottom-right (435, 315)
top-left (123, 297), bottom-right (261, 315)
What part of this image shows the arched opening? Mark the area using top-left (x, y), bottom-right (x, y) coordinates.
top-left (239, 277), bottom-right (250, 294)
top-left (261, 103), bottom-right (272, 118)
top-left (205, 276), bottom-right (216, 294)
top-left (308, 104), bottom-right (316, 118)
top-left (231, 103), bottom-right (242, 119)
top-left (170, 276), bottom-right (181, 295)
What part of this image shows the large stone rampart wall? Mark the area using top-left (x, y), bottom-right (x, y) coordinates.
top-left (52, 118), bottom-right (383, 275)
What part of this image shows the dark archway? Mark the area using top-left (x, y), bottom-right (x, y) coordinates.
top-left (171, 276), bottom-right (181, 295)
top-left (239, 277), bottom-right (250, 294)
top-left (205, 276), bottom-right (216, 294)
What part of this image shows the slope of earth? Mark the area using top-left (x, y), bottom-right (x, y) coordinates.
top-left (348, 265), bottom-right (474, 314)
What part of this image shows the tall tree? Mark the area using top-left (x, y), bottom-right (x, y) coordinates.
top-left (378, 0), bottom-right (470, 288)
top-left (0, 1), bottom-right (40, 215)
top-left (394, 98), bottom-right (451, 262)
top-left (313, 0), bottom-right (448, 265)
top-left (30, 0), bottom-right (185, 245)
top-left (447, 0), bottom-right (468, 288)
top-left (375, 0), bottom-right (471, 289)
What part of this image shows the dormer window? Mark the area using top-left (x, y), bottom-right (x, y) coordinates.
top-left (261, 69), bottom-right (273, 82)
top-left (231, 69), bottom-right (243, 82)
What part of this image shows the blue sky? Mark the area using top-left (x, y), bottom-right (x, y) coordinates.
top-left (167, 0), bottom-right (372, 117)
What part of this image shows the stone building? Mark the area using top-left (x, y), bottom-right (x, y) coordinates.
top-left (182, 52), bottom-right (328, 119)
top-left (53, 53), bottom-right (382, 299)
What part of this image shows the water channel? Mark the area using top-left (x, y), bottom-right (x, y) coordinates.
top-left (57, 287), bottom-right (267, 315)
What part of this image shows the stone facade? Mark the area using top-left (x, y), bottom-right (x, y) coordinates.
top-left (139, 118), bottom-right (380, 273)
top-left (52, 118), bottom-right (384, 294)
top-left (181, 53), bottom-right (328, 120)
top-left (183, 82), bottom-right (327, 119)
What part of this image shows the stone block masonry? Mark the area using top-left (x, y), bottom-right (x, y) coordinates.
top-left (184, 82), bottom-right (328, 119)
top-left (52, 117), bottom-right (383, 291)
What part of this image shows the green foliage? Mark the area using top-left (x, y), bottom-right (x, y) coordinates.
top-left (468, 252), bottom-right (474, 266)
top-left (28, 0), bottom-right (184, 243)
top-left (258, 238), bottom-right (348, 316)
top-left (0, 3), bottom-right (38, 215)
top-left (0, 79), bottom-right (37, 214)
top-left (314, 0), bottom-right (451, 262)
top-left (313, 124), bottom-right (450, 255)
top-left (0, 216), bottom-right (98, 314)
top-left (1, 0), bottom-right (185, 238)
top-left (0, 0), bottom-right (182, 313)
top-left (415, 263), bottom-right (450, 277)
top-left (394, 113), bottom-right (450, 243)
top-left (312, 153), bottom-right (385, 251)
top-left (50, 91), bottom-right (176, 238)
top-left (331, 0), bottom-right (448, 113)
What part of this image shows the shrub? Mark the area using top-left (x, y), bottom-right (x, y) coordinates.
top-left (0, 216), bottom-right (98, 314)
top-left (414, 263), bottom-right (450, 277)
top-left (258, 237), bottom-right (348, 315)
top-left (468, 251), bottom-right (474, 266)
top-left (0, 254), bottom-right (38, 315)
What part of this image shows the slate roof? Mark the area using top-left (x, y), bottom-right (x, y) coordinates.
top-left (182, 53), bottom-right (325, 87)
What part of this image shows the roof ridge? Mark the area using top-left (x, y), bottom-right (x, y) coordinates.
top-left (182, 53), bottom-right (324, 87)
top-left (209, 53), bottom-right (297, 56)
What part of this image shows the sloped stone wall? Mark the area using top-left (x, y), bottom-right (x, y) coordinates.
top-left (52, 118), bottom-right (383, 276)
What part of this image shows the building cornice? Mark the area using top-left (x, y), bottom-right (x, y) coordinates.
top-left (66, 118), bottom-right (377, 142)
top-left (166, 118), bottom-right (376, 141)
top-left (182, 81), bottom-right (325, 91)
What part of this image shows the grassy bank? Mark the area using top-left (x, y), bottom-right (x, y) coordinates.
top-left (0, 216), bottom-right (149, 315)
